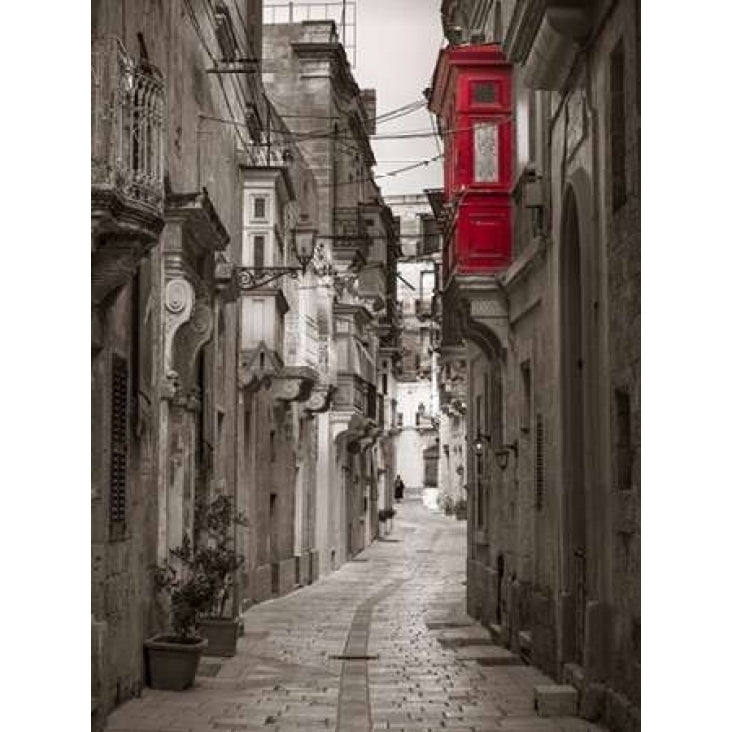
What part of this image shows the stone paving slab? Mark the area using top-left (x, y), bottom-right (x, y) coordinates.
top-left (104, 503), bottom-right (606, 732)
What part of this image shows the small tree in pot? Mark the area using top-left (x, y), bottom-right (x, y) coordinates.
top-left (384, 506), bottom-right (396, 533)
top-left (194, 494), bottom-right (246, 657)
top-left (145, 495), bottom-right (246, 689)
top-left (145, 534), bottom-right (215, 690)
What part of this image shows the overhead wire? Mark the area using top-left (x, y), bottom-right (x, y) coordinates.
top-left (317, 154), bottom-right (443, 189)
top-left (182, 0), bottom-right (249, 150)
top-left (182, 4), bottom-right (446, 193)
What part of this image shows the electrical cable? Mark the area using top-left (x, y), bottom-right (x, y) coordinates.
top-left (318, 154), bottom-right (443, 189)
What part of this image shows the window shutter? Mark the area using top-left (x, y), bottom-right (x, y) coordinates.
top-left (535, 412), bottom-right (544, 511)
top-left (110, 355), bottom-right (129, 531)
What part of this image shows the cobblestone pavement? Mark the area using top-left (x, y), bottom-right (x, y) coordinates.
top-left (105, 501), bottom-right (606, 732)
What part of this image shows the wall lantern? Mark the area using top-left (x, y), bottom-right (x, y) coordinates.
top-left (235, 218), bottom-right (318, 291)
top-left (472, 430), bottom-right (490, 454)
top-left (494, 441), bottom-right (518, 471)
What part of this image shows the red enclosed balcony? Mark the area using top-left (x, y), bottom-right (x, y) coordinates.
top-left (428, 44), bottom-right (513, 282)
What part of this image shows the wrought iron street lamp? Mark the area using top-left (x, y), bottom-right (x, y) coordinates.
top-left (235, 221), bottom-right (318, 291)
top-left (472, 430), bottom-right (490, 455)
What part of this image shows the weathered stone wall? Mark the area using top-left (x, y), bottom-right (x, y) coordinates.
top-left (92, 2), bottom-right (263, 723)
top-left (442, 3), bottom-right (640, 727)
top-left (594, 0), bottom-right (641, 718)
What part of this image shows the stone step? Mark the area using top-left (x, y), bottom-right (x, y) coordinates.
top-left (534, 684), bottom-right (579, 717)
top-left (436, 625), bottom-right (494, 642)
top-left (456, 645), bottom-right (522, 665)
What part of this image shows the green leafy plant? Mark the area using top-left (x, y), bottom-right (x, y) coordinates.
top-left (385, 507), bottom-right (396, 520)
top-left (154, 495), bottom-right (246, 640)
top-left (378, 508), bottom-right (389, 522)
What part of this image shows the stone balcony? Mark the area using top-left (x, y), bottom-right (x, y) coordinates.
top-left (334, 372), bottom-right (380, 423)
top-left (91, 35), bottom-right (166, 304)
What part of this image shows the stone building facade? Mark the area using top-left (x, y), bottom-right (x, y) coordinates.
top-left (91, 2), bottom-right (401, 729)
top-left (92, 1), bottom-right (247, 723)
top-left (384, 194), bottom-right (442, 502)
top-left (262, 18), bottom-right (401, 569)
top-left (429, 2), bottom-right (640, 731)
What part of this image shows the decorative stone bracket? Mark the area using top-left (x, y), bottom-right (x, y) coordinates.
top-left (334, 413), bottom-right (377, 456)
top-left (171, 294), bottom-right (214, 400)
top-left (441, 274), bottom-right (509, 360)
top-left (237, 344), bottom-right (281, 393)
top-left (270, 366), bottom-right (319, 403)
top-left (304, 384), bottom-right (337, 416)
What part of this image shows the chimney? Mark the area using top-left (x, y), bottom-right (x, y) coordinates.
top-left (361, 89), bottom-right (376, 135)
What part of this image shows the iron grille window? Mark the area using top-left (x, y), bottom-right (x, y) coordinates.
top-left (610, 39), bottom-right (627, 211)
top-left (534, 414), bottom-right (544, 511)
top-left (535, 413), bottom-right (544, 510)
top-left (110, 355), bottom-right (129, 533)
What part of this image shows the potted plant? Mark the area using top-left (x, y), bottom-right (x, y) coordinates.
top-left (145, 533), bottom-right (213, 690)
top-left (443, 495), bottom-right (455, 517)
top-left (378, 508), bottom-right (389, 537)
top-left (195, 494), bottom-right (246, 657)
top-left (454, 497), bottom-right (468, 521)
top-left (145, 495), bottom-right (246, 688)
top-left (385, 506), bottom-right (396, 533)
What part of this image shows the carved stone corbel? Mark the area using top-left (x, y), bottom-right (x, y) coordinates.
top-left (304, 384), bottom-right (337, 417)
top-left (237, 363), bottom-right (265, 393)
top-left (163, 276), bottom-right (195, 377)
top-left (171, 295), bottom-right (214, 400)
top-left (269, 366), bottom-right (319, 403)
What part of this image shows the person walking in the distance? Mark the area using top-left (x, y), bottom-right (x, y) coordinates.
top-left (394, 475), bottom-right (405, 502)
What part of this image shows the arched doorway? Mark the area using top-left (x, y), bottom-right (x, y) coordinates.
top-left (560, 185), bottom-right (587, 665)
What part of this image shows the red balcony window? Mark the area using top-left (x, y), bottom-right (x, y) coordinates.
top-left (429, 44), bottom-right (513, 279)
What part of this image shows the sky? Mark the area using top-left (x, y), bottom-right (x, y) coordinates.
top-left (273, 0), bottom-right (445, 197)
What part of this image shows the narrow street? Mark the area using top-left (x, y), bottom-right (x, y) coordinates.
top-left (105, 501), bottom-right (603, 732)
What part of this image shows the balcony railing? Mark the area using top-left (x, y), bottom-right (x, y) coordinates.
top-left (333, 207), bottom-right (370, 260)
top-left (92, 36), bottom-right (165, 213)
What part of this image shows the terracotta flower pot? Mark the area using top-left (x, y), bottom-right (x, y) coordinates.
top-left (144, 634), bottom-right (208, 690)
top-left (198, 617), bottom-right (239, 657)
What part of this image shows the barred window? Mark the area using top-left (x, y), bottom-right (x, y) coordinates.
top-left (110, 355), bottom-right (128, 535)
top-left (535, 413), bottom-right (545, 511)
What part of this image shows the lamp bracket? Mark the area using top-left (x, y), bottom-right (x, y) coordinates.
top-left (234, 266), bottom-right (302, 292)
